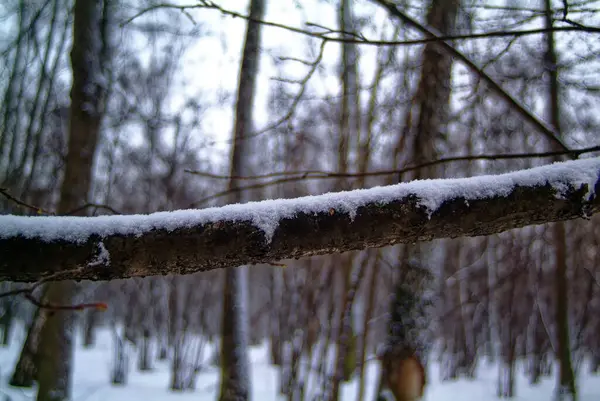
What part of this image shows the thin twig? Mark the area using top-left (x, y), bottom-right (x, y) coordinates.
top-left (229, 40), bottom-right (327, 143)
top-left (65, 203), bottom-right (123, 216)
top-left (0, 188), bottom-right (121, 216)
top-left (186, 144), bottom-right (600, 182)
top-left (0, 187), bottom-right (54, 215)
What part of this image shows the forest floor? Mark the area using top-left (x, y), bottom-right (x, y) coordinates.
top-left (1, 325), bottom-right (600, 401)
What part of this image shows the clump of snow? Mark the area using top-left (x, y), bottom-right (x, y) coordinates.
top-left (0, 158), bottom-right (599, 244)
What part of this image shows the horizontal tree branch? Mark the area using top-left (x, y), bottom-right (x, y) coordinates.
top-left (1, 158), bottom-right (600, 282)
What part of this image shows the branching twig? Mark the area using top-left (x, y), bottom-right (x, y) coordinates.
top-left (228, 40), bottom-right (327, 143)
top-left (65, 203), bottom-right (123, 216)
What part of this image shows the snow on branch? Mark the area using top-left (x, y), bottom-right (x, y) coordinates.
top-left (1, 158), bottom-right (600, 282)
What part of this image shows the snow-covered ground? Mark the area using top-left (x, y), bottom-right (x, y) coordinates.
top-left (1, 325), bottom-right (599, 401)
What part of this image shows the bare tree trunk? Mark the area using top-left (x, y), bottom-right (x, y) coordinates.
top-left (110, 324), bottom-right (128, 385)
top-left (10, 292), bottom-right (48, 387)
top-left (0, 300), bottom-right (15, 346)
top-left (377, 1), bottom-right (459, 400)
top-left (329, 1), bottom-right (361, 398)
top-left (0, 0), bottom-right (27, 182)
top-left (36, 1), bottom-right (111, 400)
top-left (543, 0), bottom-right (577, 399)
top-left (219, 0), bottom-right (265, 400)
top-left (356, 251), bottom-right (381, 401)
top-left (138, 328), bottom-right (152, 371)
top-left (83, 309), bottom-right (100, 348)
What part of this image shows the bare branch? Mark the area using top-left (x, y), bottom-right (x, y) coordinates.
top-left (234, 40), bottom-right (327, 142)
top-left (122, 2), bottom-right (600, 43)
top-left (0, 187), bottom-right (54, 215)
top-left (0, 188), bottom-right (121, 217)
top-left (65, 203), bottom-right (123, 216)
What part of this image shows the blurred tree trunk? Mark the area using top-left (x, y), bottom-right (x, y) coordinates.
top-left (328, 1), bottom-right (361, 399)
top-left (543, 0), bottom-right (577, 399)
top-left (377, 0), bottom-right (459, 399)
top-left (82, 309), bottom-right (100, 348)
top-left (376, 260), bottom-right (434, 401)
top-left (0, 300), bottom-right (15, 346)
top-left (138, 328), bottom-right (152, 371)
top-left (356, 251), bottom-right (381, 401)
top-left (269, 269), bottom-right (283, 366)
top-left (406, 0), bottom-right (459, 176)
top-left (219, 0), bottom-right (265, 400)
top-left (0, 0), bottom-right (27, 185)
top-left (36, 0), bottom-right (111, 400)
top-left (111, 329), bottom-right (128, 385)
top-left (10, 292), bottom-right (48, 387)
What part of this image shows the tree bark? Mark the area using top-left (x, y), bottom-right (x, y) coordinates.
top-left (1, 162), bottom-right (599, 282)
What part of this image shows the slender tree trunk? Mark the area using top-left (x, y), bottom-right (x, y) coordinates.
top-left (138, 329), bottom-right (152, 371)
top-left (10, 292), bottom-right (48, 387)
top-left (36, 1), bottom-right (111, 400)
top-left (82, 309), bottom-right (100, 348)
top-left (377, 1), bottom-right (459, 399)
top-left (329, 1), bottom-right (361, 398)
top-left (0, 300), bottom-right (14, 346)
top-left (356, 251), bottom-right (380, 401)
top-left (0, 0), bottom-right (26, 181)
top-left (111, 327), bottom-right (128, 385)
top-left (219, 0), bottom-right (265, 400)
top-left (543, 0), bottom-right (577, 399)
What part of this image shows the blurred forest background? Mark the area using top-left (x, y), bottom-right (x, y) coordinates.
top-left (1, 0), bottom-right (600, 400)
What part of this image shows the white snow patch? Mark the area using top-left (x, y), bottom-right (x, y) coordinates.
top-left (0, 157), bottom-right (599, 244)
top-left (1, 325), bottom-right (600, 400)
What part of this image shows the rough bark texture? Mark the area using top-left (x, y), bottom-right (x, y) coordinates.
top-left (1, 176), bottom-right (599, 283)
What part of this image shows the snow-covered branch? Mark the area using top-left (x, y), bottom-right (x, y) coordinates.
top-left (1, 158), bottom-right (600, 282)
